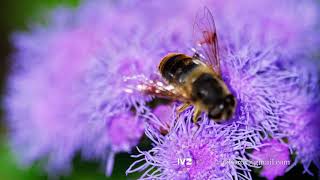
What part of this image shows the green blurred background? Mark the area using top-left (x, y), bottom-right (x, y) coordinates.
top-left (0, 1), bottom-right (318, 180)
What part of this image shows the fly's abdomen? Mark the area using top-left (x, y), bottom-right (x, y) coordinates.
top-left (159, 53), bottom-right (199, 85)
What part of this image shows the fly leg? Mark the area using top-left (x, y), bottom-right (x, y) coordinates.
top-left (177, 103), bottom-right (191, 114)
top-left (192, 106), bottom-right (201, 128)
top-left (171, 103), bottom-right (191, 129)
top-left (175, 102), bottom-right (191, 122)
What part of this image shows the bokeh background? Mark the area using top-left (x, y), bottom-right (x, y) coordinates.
top-left (0, 1), bottom-right (319, 180)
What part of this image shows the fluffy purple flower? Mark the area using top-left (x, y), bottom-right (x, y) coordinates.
top-left (6, 15), bottom-right (103, 174)
top-left (212, 0), bottom-right (319, 137)
top-left (251, 139), bottom-right (290, 180)
top-left (205, 0), bottom-right (320, 175)
top-left (210, 0), bottom-right (319, 53)
top-left (278, 60), bottom-right (320, 175)
top-left (286, 106), bottom-right (320, 175)
top-left (127, 108), bottom-right (260, 179)
top-left (5, 0), bottom-right (165, 175)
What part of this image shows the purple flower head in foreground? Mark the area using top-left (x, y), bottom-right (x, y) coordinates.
top-left (251, 139), bottom-right (290, 180)
top-left (127, 107), bottom-right (260, 180)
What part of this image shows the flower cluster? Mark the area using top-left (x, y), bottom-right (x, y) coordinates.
top-left (4, 0), bottom-right (320, 179)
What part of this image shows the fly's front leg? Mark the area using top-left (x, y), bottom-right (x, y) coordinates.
top-left (175, 103), bottom-right (191, 123)
top-left (177, 103), bottom-right (191, 114)
top-left (192, 106), bottom-right (201, 127)
top-left (170, 103), bottom-right (191, 131)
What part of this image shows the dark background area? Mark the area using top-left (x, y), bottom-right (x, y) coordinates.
top-left (0, 1), bottom-right (319, 179)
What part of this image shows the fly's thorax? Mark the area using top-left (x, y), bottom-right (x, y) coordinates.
top-left (187, 69), bottom-right (236, 121)
top-left (188, 70), bottom-right (228, 104)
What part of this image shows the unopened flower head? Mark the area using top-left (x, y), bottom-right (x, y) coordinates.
top-left (251, 139), bottom-right (290, 180)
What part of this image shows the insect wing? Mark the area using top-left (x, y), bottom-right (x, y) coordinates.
top-left (193, 7), bottom-right (221, 75)
top-left (123, 75), bottom-right (188, 101)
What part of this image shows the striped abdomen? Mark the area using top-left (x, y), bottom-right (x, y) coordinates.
top-left (158, 53), bottom-right (200, 85)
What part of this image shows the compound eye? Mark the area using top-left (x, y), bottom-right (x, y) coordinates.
top-left (225, 94), bottom-right (235, 106)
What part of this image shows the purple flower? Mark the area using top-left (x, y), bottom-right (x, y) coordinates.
top-left (286, 106), bottom-right (320, 175)
top-left (206, 1), bottom-right (320, 176)
top-left (127, 109), bottom-right (259, 179)
top-left (210, 0), bottom-right (319, 54)
top-left (6, 12), bottom-right (103, 174)
top-left (251, 139), bottom-right (290, 180)
top-left (5, 0), bottom-right (165, 175)
top-left (212, 0), bottom-right (319, 137)
top-left (279, 60), bottom-right (320, 175)
top-left (285, 106), bottom-right (320, 175)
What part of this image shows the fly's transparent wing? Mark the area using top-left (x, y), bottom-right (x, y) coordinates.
top-left (123, 75), bottom-right (189, 101)
top-left (193, 7), bottom-right (221, 75)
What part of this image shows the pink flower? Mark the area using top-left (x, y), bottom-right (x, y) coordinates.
top-left (251, 139), bottom-right (290, 180)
